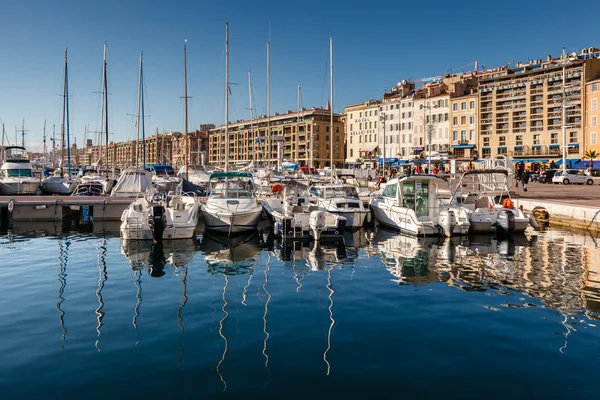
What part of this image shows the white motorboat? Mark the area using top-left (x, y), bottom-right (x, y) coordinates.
top-left (145, 164), bottom-right (181, 193)
top-left (76, 168), bottom-right (115, 195)
top-left (111, 168), bottom-right (153, 197)
top-left (41, 169), bottom-right (77, 195)
top-left (369, 174), bottom-right (470, 237)
top-left (0, 146), bottom-right (41, 195)
top-left (262, 188), bottom-right (346, 240)
top-left (201, 171), bottom-right (263, 234)
top-left (308, 184), bottom-right (370, 230)
top-left (450, 164), bottom-right (531, 234)
top-left (120, 189), bottom-right (200, 241)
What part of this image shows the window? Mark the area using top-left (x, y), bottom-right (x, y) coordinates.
top-left (483, 137), bottom-right (490, 146)
top-left (499, 136), bottom-right (506, 146)
top-left (350, 149), bottom-right (353, 157)
top-left (592, 83), bottom-right (599, 92)
top-left (350, 123), bottom-right (353, 131)
top-left (570, 132), bottom-right (577, 143)
top-left (359, 112), bottom-right (362, 118)
top-left (453, 117), bottom-right (458, 126)
top-left (469, 115), bottom-right (475, 124)
top-left (359, 123), bottom-right (362, 130)
top-left (350, 113), bottom-right (353, 119)
top-left (592, 132), bottom-right (598, 144)
top-left (533, 134), bottom-right (540, 145)
top-left (469, 100), bottom-right (475, 109)
top-left (350, 136), bottom-right (352, 144)
top-left (408, 111), bottom-right (412, 118)
top-left (408, 122), bottom-right (412, 129)
top-left (374, 134), bottom-right (377, 142)
top-left (453, 130), bottom-right (458, 141)
top-left (592, 116), bottom-right (598, 127)
top-left (461, 102), bottom-right (467, 110)
top-left (402, 112), bottom-right (405, 119)
top-left (369, 121), bottom-right (372, 129)
top-left (460, 130), bottom-right (467, 141)
top-left (593, 98), bottom-right (598, 111)
top-left (551, 133), bottom-right (558, 144)
top-left (453, 103), bottom-right (458, 111)
top-left (470, 129), bottom-right (475, 140)
top-left (516, 135), bottom-right (523, 145)
top-left (460, 116), bottom-right (466, 125)
top-left (369, 111), bottom-right (372, 116)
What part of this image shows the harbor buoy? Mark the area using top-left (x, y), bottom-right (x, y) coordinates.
top-left (527, 214), bottom-right (540, 229)
top-left (271, 183), bottom-right (284, 194)
top-left (7, 199), bottom-right (15, 213)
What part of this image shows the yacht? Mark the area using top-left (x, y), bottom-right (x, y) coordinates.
top-left (120, 188), bottom-right (200, 241)
top-left (201, 171), bottom-right (263, 234)
top-left (369, 174), bottom-right (470, 237)
top-left (145, 164), bottom-right (181, 193)
top-left (308, 184), bottom-right (370, 230)
top-left (41, 169), bottom-right (77, 195)
top-left (0, 146), bottom-right (41, 195)
top-left (449, 167), bottom-right (532, 234)
top-left (75, 167), bottom-right (115, 195)
top-left (262, 187), bottom-right (346, 240)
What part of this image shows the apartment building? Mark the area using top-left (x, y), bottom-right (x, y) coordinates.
top-left (585, 78), bottom-right (600, 155)
top-left (478, 50), bottom-right (600, 160)
top-left (344, 99), bottom-right (380, 167)
top-left (209, 106), bottom-right (345, 168)
top-left (379, 80), bottom-right (415, 163)
top-left (450, 93), bottom-right (478, 159)
top-left (413, 87), bottom-right (450, 159)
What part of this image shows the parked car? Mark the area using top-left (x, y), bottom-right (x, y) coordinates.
top-left (552, 169), bottom-right (594, 185)
top-left (538, 169), bottom-right (557, 183)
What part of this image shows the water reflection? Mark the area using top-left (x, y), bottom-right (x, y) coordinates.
top-left (120, 239), bottom-right (198, 277)
top-left (56, 237), bottom-right (70, 349)
top-left (200, 231), bottom-right (262, 275)
top-left (95, 238), bottom-right (108, 351)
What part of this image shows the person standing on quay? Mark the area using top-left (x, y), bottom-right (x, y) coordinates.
top-left (521, 169), bottom-right (530, 192)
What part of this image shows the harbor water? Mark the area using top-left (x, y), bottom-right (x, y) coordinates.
top-left (1, 221), bottom-right (600, 399)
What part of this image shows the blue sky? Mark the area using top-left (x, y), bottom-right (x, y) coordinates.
top-left (0, 0), bottom-right (597, 153)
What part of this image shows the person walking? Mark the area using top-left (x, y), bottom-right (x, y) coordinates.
top-left (521, 169), bottom-right (530, 192)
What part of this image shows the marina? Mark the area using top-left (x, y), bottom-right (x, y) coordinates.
top-left (1, 220), bottom-right (600, 398)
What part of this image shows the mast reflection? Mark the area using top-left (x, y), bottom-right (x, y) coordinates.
top-left (95, 238), bottom-right (108, 351)
top-left (56, 237), bottom-right (70, 349)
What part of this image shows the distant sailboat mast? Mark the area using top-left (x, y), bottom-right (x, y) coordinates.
top-left (329, 35), bottom-right (334, 184)
top-left (266, 41), bottom-right (270, 169)
top-left (136, 51), bottom-right (146, 168)
top-left (248, 71), bottom-right (255, 165)
top-left (103, 42), bottom-right (109, 174)
top-left (225, 21), bottom-right (229, 173)
top-left (183, 40), bottom-right (189, 179)
top-left (62, 48), bottom-right (71, 176)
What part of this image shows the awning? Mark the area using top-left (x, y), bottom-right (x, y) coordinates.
top-left (513, 159), bottom-right (548, 163)
top-left (451, 144), bottom-right (475, 149)
top-left (376, 157), bottom-right (399, 163)
top-left (345, 158), bottom-right (357, 163)
top-left (413, 146), bottom-right (424, 151)
top-left (568, 143), bottom-right (580, 147)
top-left (549, 144), bottom-right (559, 148)
top-left (572, 160), bottom-right (595, 169)
top-left (359, 147), bottom-right (378, 153)
top-left (532, 145), bottom-right (541, 149)
top-left (498, 146), bottom-right (507, 149)
top-left (482, 147), bottom-right (491, 150)
top-left (555, 158), bottom-right (580, 166)
top-left (514, 146), bottom-right (523, 149)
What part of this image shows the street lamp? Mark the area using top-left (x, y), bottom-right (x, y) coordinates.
top-left (380, 111), bottom-right (386, 173)
top-left (422, 103), bottom-right (438, 173)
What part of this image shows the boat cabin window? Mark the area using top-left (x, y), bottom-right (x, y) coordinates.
top-left (381, 183), bottom-right (397, 197)
top-left (5, 169), bottom-right (32, 177)
top-left (401, 180), bottom-right (429, 217)
top-left (210, 189), bottom-right (252, 199)
top-left (323, 186), bottom-right (359, 198)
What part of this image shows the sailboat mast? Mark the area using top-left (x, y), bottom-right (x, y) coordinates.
top-left (266, 41), bottom-right (270, 169)
top-left (248, 71), bottom-right (254, 165)
top-left (65, 49), bottom-right (71, 176)
top-left (184, 40), bottom-right (189, 179)
top-left (103, 42), bottom-right (109, 174)
top-left (329, 35), bottom-right (333, 184)
top-left (225, 22), bottom-right (229, 173)
top-left (297, 84), bottom-right (301, 163)
top-left (141, 53), bottom-right (146, 169)
top-left (136, 53), bottom-right (142, 168)
top-left (52, 124), bottom-right (56, 168)
top-left (1, 123), bottom-right (4, 161)
top-left (43, 120), bottom-right (47, 157)
top-left (61, 49), bottom-right (67, 172)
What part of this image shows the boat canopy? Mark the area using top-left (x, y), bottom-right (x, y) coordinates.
top-left (209, 171), bottom-right (253, 180)
top-left (111, 168), bottom-right (153, 195)
top-left (145, 164), bottom-right (174, 171)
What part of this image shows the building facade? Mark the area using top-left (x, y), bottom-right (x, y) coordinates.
top-left (585, 78), bottom-right (600, 156)
top-left (477, 51), bottom-right (600, 161)
top-left (209, 106), bottom-right (345, 168)
top-left (344, 99), bottom-right (380, 167)
top-left (450, 93), bottom-right (478, 160)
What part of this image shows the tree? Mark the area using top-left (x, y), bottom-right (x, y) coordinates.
top-left (585, 150), bottom-right (598, 170)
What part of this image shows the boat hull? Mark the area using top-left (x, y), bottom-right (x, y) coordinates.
top-left (120, 223), bottom-right (196, 240)
top-left (41, 179), bottom-right (76, 195)
top-left (201, 206), bottom-right (263, 233)
top-left (370, 203), bottom-right (438, 236)
top-left (0, 180), bottom-right (40, 195)
top-left (331, 210), bottom-right (369, 230)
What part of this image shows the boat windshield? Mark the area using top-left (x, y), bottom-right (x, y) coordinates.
top-left (5, 169), bottom-right (32, 177)
top-left (324, 186), bottom-right (358, 198)
top-left (209, 189), bottom-right (253, 199)
top-left (155, 169), bottom-right (176, 178)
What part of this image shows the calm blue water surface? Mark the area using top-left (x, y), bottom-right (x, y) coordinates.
top-left (1, 221), bottom-right (600, 399)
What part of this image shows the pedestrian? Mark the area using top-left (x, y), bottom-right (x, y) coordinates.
top-left (433, 166), bottom-right (439, 175)
top-left (521, 170), bottom-right (530, 192)
top-left (515, 169), bottom-right (521, 188)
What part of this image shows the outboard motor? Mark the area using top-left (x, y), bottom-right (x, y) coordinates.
top-left (496, 210), bottom-right (515, 235)
top-left (309, 210), bottom-right (327, 241)
top-left (438, 210), bottom-right (456, 237)
top-left (150, 204), bottom-right (166, 242)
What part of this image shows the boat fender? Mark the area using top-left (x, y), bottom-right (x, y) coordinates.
top-left (528, 214), bottom-right (539, 229)
top-left (274, 221), bottom-right (279, 235)
top-left (272, 183), bottom-right (284, 194)
top-left (366, 211), bottom-right (371, 223)
top-left (7, 199), bottom-right (15, 213)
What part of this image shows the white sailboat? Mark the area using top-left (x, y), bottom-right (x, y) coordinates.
top-left (42, 49), bottom-right (77, 195)
top-left (201, 22), bottom-right (263, 235)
